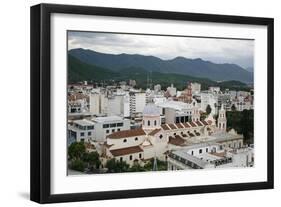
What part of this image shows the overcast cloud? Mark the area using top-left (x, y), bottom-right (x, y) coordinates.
top-left (68, 31), bottom-right (254, 69)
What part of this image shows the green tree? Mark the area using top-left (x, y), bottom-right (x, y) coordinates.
top-left (226, 109), bottom-right (254, 144)
top-left (70, 159), bottom-right (85, 172)
top-left (105, 158), bottom-right (130, 173)
top-left (206, 104), bottom-right (212, 115)
top-left (83, 151), bottom-right (101, 170)
top-left (68, 142), bottom-right (86, 160)
top-left (128, 163), bottom-right (145, 172)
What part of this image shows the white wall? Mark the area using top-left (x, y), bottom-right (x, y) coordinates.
top-left (0, 0), bottom-right (280, 207)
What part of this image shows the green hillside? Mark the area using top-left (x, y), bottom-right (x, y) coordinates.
top-left (68, 54), bottom-right (249, 91)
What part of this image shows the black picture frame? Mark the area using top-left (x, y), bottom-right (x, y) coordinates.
top-left (30, 3), bottom-right (274, 204)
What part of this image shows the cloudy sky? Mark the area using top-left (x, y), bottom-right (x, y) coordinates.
top-left (68, 31), bottom-right (254, 69)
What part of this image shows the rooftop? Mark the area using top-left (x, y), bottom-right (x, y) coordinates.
top-left (110, 146), bottom-right (143, 156)
top-left (107, 128), bottom-right (146, 139)
top-left (92, 116), bottom-right (125, 123)
top-left (73, 119), bottom-right (94, 126)
top-left (143, 104), bottom-right (161, 116)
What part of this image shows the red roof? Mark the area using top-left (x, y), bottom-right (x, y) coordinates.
top-left (110, 146), bottom-right (143, 156)
top-left (168, 135), bottom-right (185, 146)
top-left (148, 128), bottom-right (162, 136)
top-left (189, 122), bottom-right (197, 127)
top-left (168, 124), bottom-right (177, 130)
top-left (161, 124), bottom-right (170, 131)
top-left (107, 128), bottom-right (145, 139)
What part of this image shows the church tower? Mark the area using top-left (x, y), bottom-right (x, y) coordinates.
top-left (217, 104), bottom-right (227, 132)
top-left (142, 104), bottom-right (161, 133)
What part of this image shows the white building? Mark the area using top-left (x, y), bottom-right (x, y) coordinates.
top-left (191, 82), bottom-right (201, 94)
top-left (156, 100), bottom-right (200, 124)
top-left (129, 91), bottom-right (147, 116)
top-left (166, 84), bottom-right (177, 97)
top-left (89, 92), bottom-right (108, 115)
top-left (209, 86), bottom-right (220, 93)
top-left (154, 84), bottom-right (161, 92)
top-left (68, 119), bottom-right (95, 142)
top-left (200, 92), bottom-right (218, 115)
top-left (91, 116), bottom-right (130, 142)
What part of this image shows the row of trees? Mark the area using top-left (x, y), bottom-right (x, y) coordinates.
top-left (105, 158), bottom-right (167, 173)
top-left (68, 142), bottom-right (168, 173)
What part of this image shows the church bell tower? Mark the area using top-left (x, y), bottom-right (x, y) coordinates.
top-left (217, 104), bottom-right (227, 132)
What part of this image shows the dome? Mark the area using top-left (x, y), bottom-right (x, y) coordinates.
top-left (143, 104), bottom-right (160, 116)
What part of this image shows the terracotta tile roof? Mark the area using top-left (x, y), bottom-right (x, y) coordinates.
top-left (207, 120), bottom-right (213, 125)
top-left (110, 146), bottom-right (143, 156)
top-left (201, 120), bottom-right (209, 126)
top-left (196, 121), bottom-right (203, 126)
top-left (161, 124), bottom-right (170, 131)
top-left (182, 122), bottom-right (190, 128)
top-left (168, 124), bottom-right (177, 130)
top-left (189, 122), bottom-right (197, 127)
top-left (107, 128), bottom-right (145, 139)
top-left (168, 135), bottom-right (186, 146)
top-left (148, 128), bottom-right (162, 136)
top-left (175, 123), bottom-right (184, 128)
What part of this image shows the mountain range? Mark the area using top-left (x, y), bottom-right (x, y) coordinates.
top-left (69, 48), bottom-right (253, 84)
top-left (68, 54), bottom-right (250, 91)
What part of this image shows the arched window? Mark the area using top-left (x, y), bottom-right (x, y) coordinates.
top-left (154, 120), bottom-right (157, 126)
top-left (148, 120), bottom-right (150, 126)
top-left (123, 139), bottom-right (127, 143)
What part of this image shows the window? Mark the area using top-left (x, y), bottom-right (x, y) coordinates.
top-left (123, 139), bottom-right (127, 143)
top-left (80, 138), bottom-right (84, 142)
top-left (103, 124), bottom-right (109, 128)
top-left (117, 123), bottom-right (123, 127)
top-left (87, 125), bottom-right (94, 130)
top-left (206, 148), bottom-right (208, 152)
top-left (154, 120), bottom-right (157, 126)
top-left (219, 145), bottom-right (223, 150)
top-left (112, 129), bottom-right (115, 133)
top-left (139, 153), bottom-right (142, 158)
top-left (106, 129), bottom-right (109, 133)
top-left (129, 155), bottom-right (133, 160)
top-left (88, 131), bottom-right (91, 136)
top-left (148, 120), bottom-right (150, 126)
top-left (191, 151), bottom-right (194, 155)
top-left (135, 137), bottom-right (138, 141)
top-left (159, 134), bottom-right (163, 139)
top-left (117, 128), bottom-right (120, 131)
top-left (199, 149), bottom-right (202, 154)
top-left (120, 157), bottom-right (123, 162)
top-left (110, 123), bottom-right (117, 128)
top-left (80, 132), bottom-right (85, 137)
top-left (174, 133), bottom-right (176, 136)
